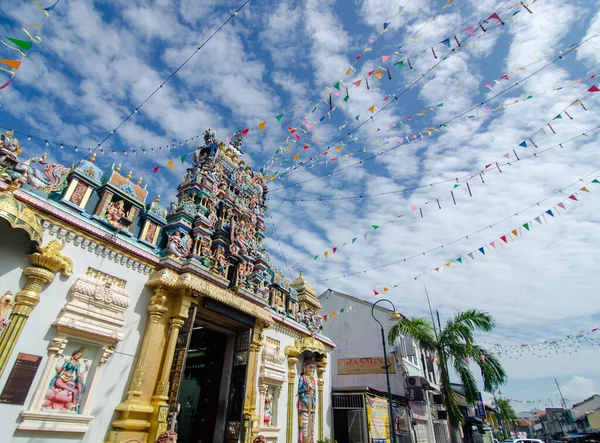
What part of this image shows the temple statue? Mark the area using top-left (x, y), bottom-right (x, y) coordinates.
top-left (297, 357), bottom-right (316, 443)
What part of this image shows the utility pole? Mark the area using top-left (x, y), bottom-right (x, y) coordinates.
top-left (555, 378), bottom-right (575, 433)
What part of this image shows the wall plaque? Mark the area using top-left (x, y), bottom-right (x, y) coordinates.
top-left (337, 357), bottom-right (396, 375)
top-left (0, 353), bottom-right (42, 405)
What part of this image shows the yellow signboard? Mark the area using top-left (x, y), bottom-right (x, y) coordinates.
top-left (337, 357), bottom-right (396, 375)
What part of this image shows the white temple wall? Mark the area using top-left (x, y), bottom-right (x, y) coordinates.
top-left (0, 221), bottom-right (154, 443)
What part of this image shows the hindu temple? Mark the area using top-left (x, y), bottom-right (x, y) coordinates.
top-left (0, 128), bottom-right (334, 443)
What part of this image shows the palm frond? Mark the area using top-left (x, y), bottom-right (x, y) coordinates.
top-left (388, 317), bottom-right (437, 352)
top-left (439, 363), bottom-right (464, 427)
top-left (453, 356), bottom-right (479, 403)
top-left (446, 309), bottom-right (496, 333)
top-left (470, 345), bottom-right (507, 392)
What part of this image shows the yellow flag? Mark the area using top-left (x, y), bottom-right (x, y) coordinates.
top-left (168, 160), bottom-right (174, 171)
top-left (418, 109), bottom-right (428, 115)
top-left (336, 146), bottom-right (341, 152)
top-left (293, 153), bottom-right (299, 161)
top-left (374, 70), bottom-right (383, 79)
top-left (345, 68), bottom-right (352, 75)
top-left (324, 251), bottom-right (329, 259)
top-left (383, 287), bottom-right (388, 292)
top-left (512, 229), bottom-right (518, 237)
top-left (368, 105), bottom-right (375, 113)
top-left (258, 121), bottom-right (266, 131)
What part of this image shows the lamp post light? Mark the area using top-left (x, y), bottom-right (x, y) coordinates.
top-left (371, 298), bottom-right (402, 443)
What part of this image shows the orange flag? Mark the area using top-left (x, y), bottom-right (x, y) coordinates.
top-left (373, 70), bottom-right (383, 79)
top-left (368, 105), bottom-right (375, 113)
top-left (0, 59), bottom-right (21, 70)
top-left (168, 160), bottom-right (174, 171)
top-left (258, 121), bottom-right (266, 131)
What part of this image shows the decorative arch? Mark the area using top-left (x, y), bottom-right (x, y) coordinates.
top-left (0, 192), bottom-right (43, 244)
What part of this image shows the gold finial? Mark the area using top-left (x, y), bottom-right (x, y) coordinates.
top-left (137, 176), bottom-right (142, 185)
top-left (115, 163), bottom-right (121, 173)
top-left (155, 195), bottom-right (161, 203)
top-left (126, 170), bottom-right (133, 180)
top-left (299, 269), bottom-right (303, 277)
top-left (90, 153), bottom-right (97, 163)
top-left (239, 159), bottom-right (245, 167)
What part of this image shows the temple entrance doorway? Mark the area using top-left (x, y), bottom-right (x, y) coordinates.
top-left (167, 300), bottom-right (253, 443)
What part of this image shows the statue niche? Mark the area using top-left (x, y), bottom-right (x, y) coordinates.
top-left (297, 356), bottom-right (317, 443)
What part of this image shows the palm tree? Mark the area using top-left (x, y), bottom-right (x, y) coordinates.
top-left (388, 309), bottom-right (507, 429)
top-left (497, 398), bottom-right (519, 438)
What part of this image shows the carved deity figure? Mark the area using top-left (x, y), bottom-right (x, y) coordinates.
top-left (264, 392), bottom-right (273, 426)
top-left (105, 200), bottom-right (126, 227)
top-left (42, 348), bottom-right (90, 413)
top-left (0, 129), bottom-right (21, 167)
top-left (298, 357), bottom-right (317, 443)
top-left (0, 291), bottom-right (14, 333)
top-left (156, 430), bottom-right (178, 443)
top-left (210, 246), bottom-right (228, 276)
top-left (167, 231), bottom-right (191, 259)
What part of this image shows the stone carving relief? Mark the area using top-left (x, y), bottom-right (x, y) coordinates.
top-left (18, 267), bottom-right (130, 433)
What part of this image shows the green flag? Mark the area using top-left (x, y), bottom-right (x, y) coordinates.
top-left (523, 222), bottom-right (530, 231)
top-left (343, 96), bottom-right (349, 102)
top-left (456, 257), bottom-right (463, 263)
top-left (453, 183), bottom-right (460, 188)
top-left (355, 115), bottom-right (360, 121)
top-left (334, 81), bottom-right (340, 90)
top-left (436, 103), bottom-right (443, 107)
top-left (372, 225), bottom-right (379, 229)
top-left (276, 114), bottom-right (284, 122)
top-left (6, 37), bottom-right (32, 51)
top-left (553, 114), bottom-right (563, 120)
top-left (394, 60), bottom-right (404, 68)
top-left (180, 155), bottom-right (186, 163)
top-left (592, 179), bottom-right (600, 184)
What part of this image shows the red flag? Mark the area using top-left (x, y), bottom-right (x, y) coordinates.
top-left (303, 145), bottom-right (310, 150)
top-left (588, 85), bottom-right (600, 93)
top-left (333, 247), bottom-right (337, 253)
top-left (153, 166), bottom-right (160, 174)
top-left (485, 163), bottom-right (492, 169)
top-left (383, 96), bottom-right (389, 102)
top-left (241, 128), bottom-right (249, 137)
top-left (373, 290), bottom-right (379, 295)
top-left (295, 133), bottom-right (301, 140)
top-left (500, 235), bottom-right (507, 243)
top-left (356, 54), bottom-right (362, 60)
top-left (368, 70), bottom-right (375, 76)
top-left (288, 127), bottom-right (296, 133)
top-left (353, 80), bottom-right (361, 87)
top-left (0, 79), bottom-right (11, 89)
top-left (488, 12), bottom-right (502, 22)
top-left (463, 26), bottom-right (475, 35)
top-left (568, 195), bottom-right (577, 200)
top-left (500, 74), bottom-right (509, 80)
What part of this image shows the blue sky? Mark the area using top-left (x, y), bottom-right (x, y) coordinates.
top-left (1, 0), bottom-right (599, 409)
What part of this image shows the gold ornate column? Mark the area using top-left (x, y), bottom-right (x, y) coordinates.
top-left (0, 239), bottom-right (72, 377)
top-left (285, 347), bottom-right (300, 443)
top-left (107, 287), bottom-right (169, 441)
top-left (316, 355), bottom-right (327, 441)
top-left (148, 290), bottom-right (191, 441)
top-left (242, 323), bottom-right (266, 443)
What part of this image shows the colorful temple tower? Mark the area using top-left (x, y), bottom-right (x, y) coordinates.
top-left (0, 128), bottom-right (333, 443)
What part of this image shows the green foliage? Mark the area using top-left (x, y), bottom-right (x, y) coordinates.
top-left (316, 439), bottom-right (337, 443)
top-left (388, 309), bottom-right (507, 428)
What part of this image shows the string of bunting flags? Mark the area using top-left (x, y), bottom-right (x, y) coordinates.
top-left (0, 0), bottom-right (59, 102)
top-left (262, 0), bottom-right (536, 176)
top-left (287, 91), bottom-right (598, 270)
top-left (480, 327), bottom-right (600, 359)
top-left (265, 35), bottom-right (598, 190)
top-left (322, 304), bottom-right (356, 323)
top-left (357, 173), bottom-right (600, 300)
top-left (270, 76), bottom-right (597, 198)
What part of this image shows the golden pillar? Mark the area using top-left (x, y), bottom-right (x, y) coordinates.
top-left (148, 289), bottom-right (191, 442)
top-left (107, 286), bottom-right (170, 442)
top-left (242, 323), bottom-right (265, 443)
top-left (285, 347), bottom-right (301, 443)
top-left (0, 239), bottom-right (72, 377)
top-left (316, 355), bottom-right (327, 441)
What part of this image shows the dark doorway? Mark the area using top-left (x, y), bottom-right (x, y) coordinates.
top-left (177, 327), bottom-right (228, 443)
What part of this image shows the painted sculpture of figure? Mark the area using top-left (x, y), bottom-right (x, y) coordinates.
top-left (264, 392), bottom-right (273, 426)
top-left (42, 348), bottom-right (90, 413)
top-left (210, 246), bottom-right (228, 276)
top-left (105, 200), bottom-right (126, 227)
top-left (167, 231), bottom-right (191, 258)
top-left (0, 291), bottom-right (14, 333)
top-left (0, 129), bottom-right (21, 166)
top-left (155, 430), bottom-right (177, 443)
top-left (298, 357), bottom-right (317, 443)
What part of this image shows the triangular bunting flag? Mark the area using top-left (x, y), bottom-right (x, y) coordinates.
top-left (352, 237), bottom-right (357, 243)
top-left (363, 232), bottom-right (369, 241)
top-left (5, 37), bottom-right (33, 51)
top-left (553, 114), bottom-right (563, 120)
top-left (314, 255), bottom-right (319, 260)
top-left (153, 166), bottom-right (160, 174)
top-left (333, 247), bottom-right (337, 253)
top-left (580, 186), bottom-right (590, 193)
top-left (0, 59), bottom-right (21, 70)
top-left (588, 85), bottom-right (600, 93)
top-left (368, 105), bottom-right (375, 113)
top-left (372, 225), bottom-right (379, 230)
top-left (468, 252), bottom-right (475, 260)
top-left (180, 155), bottom-right (186, 163)
top-left (334, 81), bottom-right (341, 90)
top-left (519, 141), bottom-right (527, 148)
top-left (241, 128), bottom-right (249, 137)
top-left (440, 38), bottom-right (451, 47)
top-left (373, 71), bottom-right (383, 79)
top-left (546, 209), bottom-right (554, 217)
top-left (383, 287), bottom-right (388, 292)
top-left (355, 115), bottom-right (360, 121)
top-left (394, 60), bottom-right (404, 68)
top-left (479, 247), bottom-right (485, 255)
top-left (373, 290), bottom-right (379, 296)
top-left (258, 121), bottom-right (266, 131)
top-left (276, 114), bottom-right (284, 122)
top-left (23, 22), bottom-right (44, 32)
top-left (383, 22), bottom-right (391, 29)
top-left (324, 251), bottom-right (329, 259)
top-left (0, 79), bottom-right (11, 89)
top-left (500, 235), bottom-right (507, 243)
top-left (293, 153), bottom-right (299, 161)
top-left (353, 80), bottom-right (361, 87)
top-left (167, 160), bottom-right (174, 171)
top-left (463, 26), bottom-right (475, 35)
top-left (382, 55), bottom-right (390, 63)
top-left (456, 257), bottom-right (463, 263)
top-left (523, 222), bottom-right (530, 231)
top-left (44, 1), bottom-right (59, 12)
top-left (512, 229), bottom-right (518, 236)
top-left (593, 179), bottom-right (600, 184)
top-left (568, 194), bottom-right (577, 201)
top-left (534, 216), bottom-right (542, 224)
top-left (557, 202), bottom-right (566, 209)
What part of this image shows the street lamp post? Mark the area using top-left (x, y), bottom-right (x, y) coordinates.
top-left (371, 299), bottom-right (402, 443)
